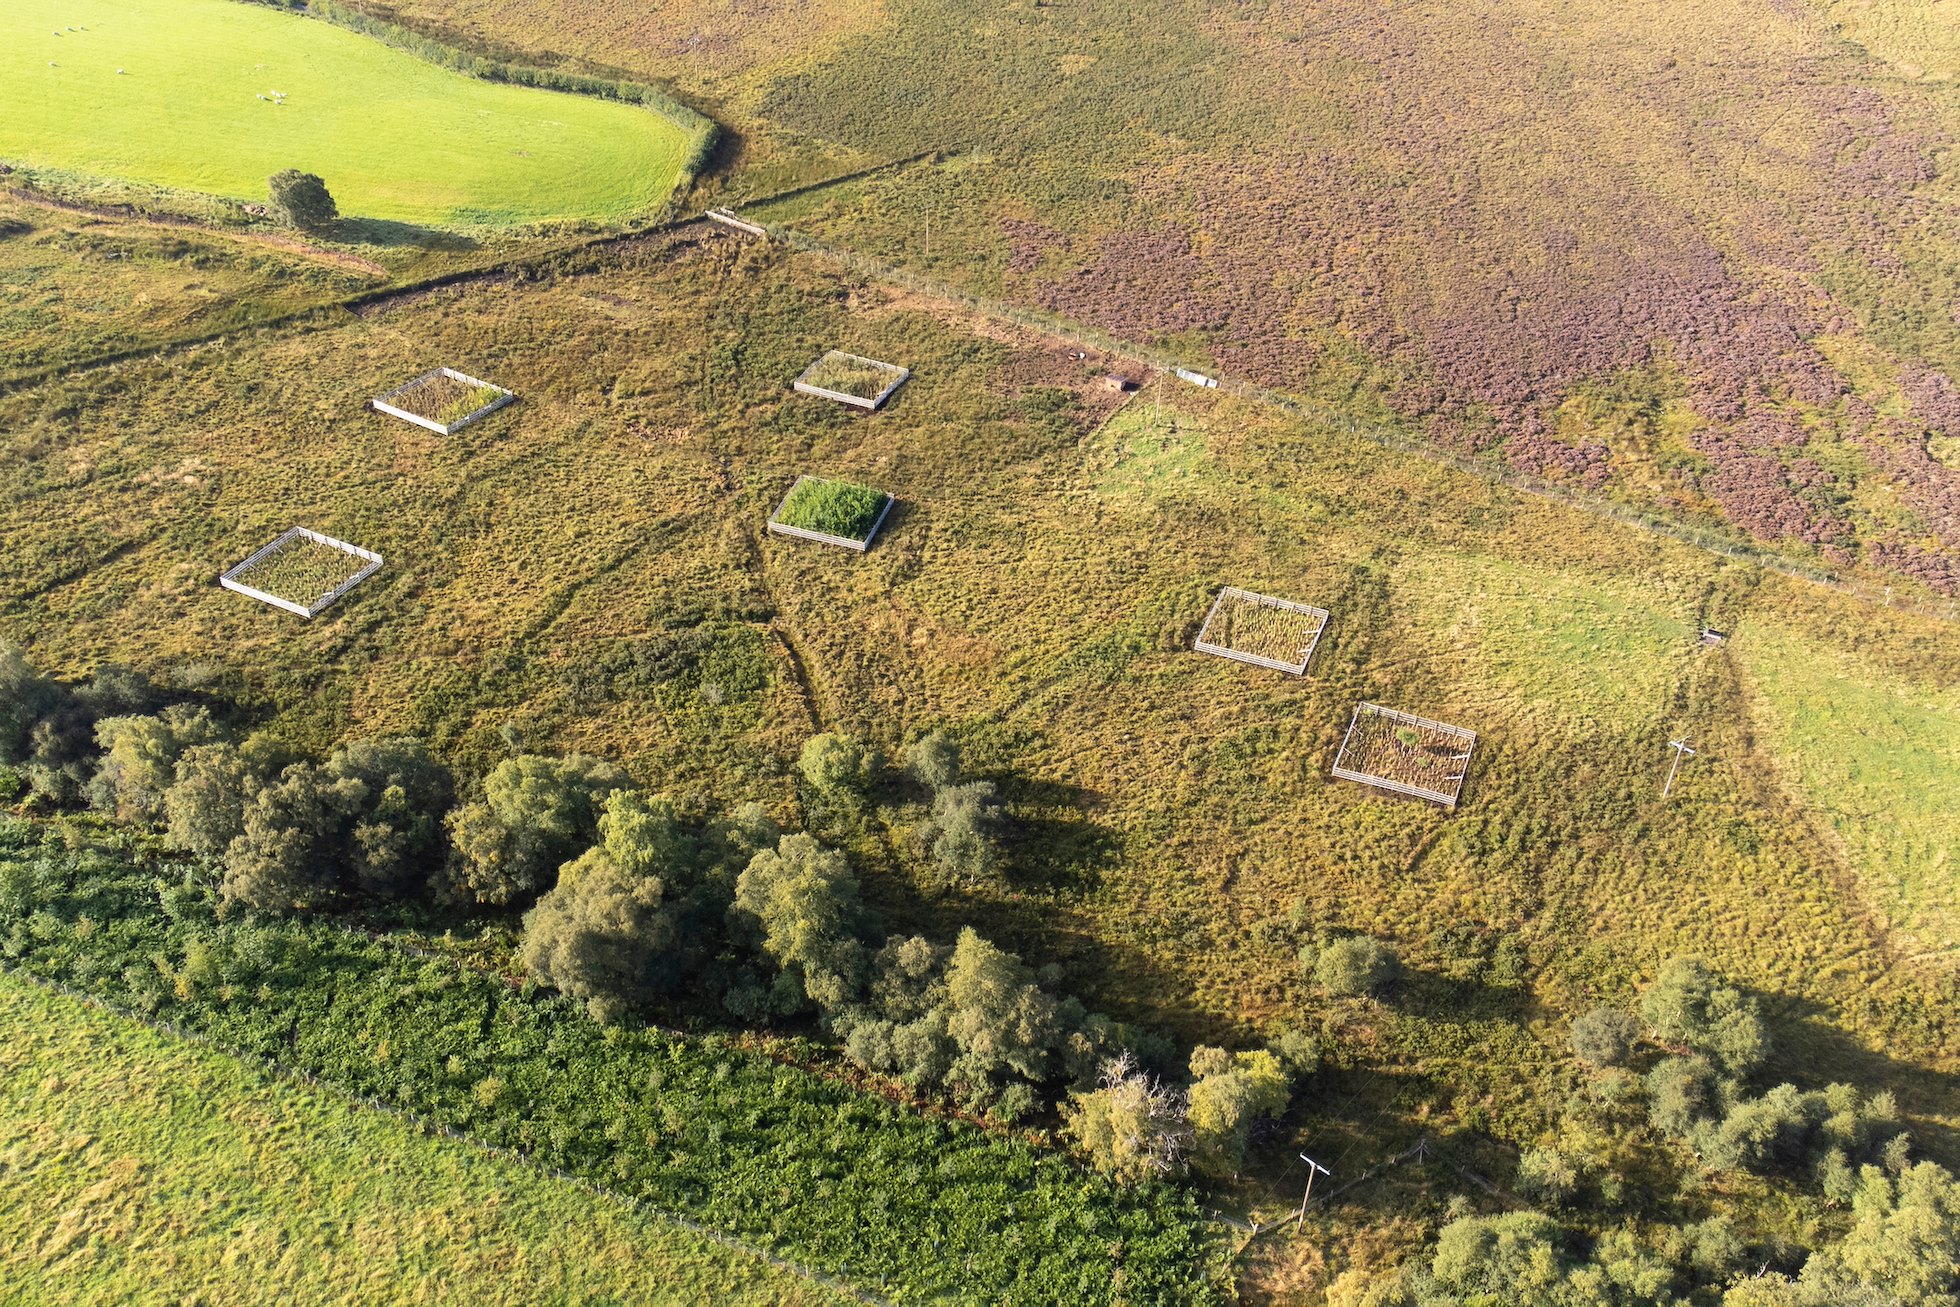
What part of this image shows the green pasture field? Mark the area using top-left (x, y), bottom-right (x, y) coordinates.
top-left (0, 0), bottom-right (698, 228)
top-left (2, 228), bottom-right (1957, 1295)
top-left (0, 970), bottom-right (848, 1306)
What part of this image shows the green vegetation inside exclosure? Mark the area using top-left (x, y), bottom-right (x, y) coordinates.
top-left (388, 373), bottom-right (507, 426)
top-left (775, 477), bottom-right (890, 540)
top-left (0, 0), bottom-right (700, 227)
top-left (229, 536), bottom-right (367, 608)
top-left (800, 351), bottom-right (904, 401)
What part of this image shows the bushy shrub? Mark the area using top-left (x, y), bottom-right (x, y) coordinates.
top-left (731, 833), bottom-right (866, 1012)
top-left (325, 737), bottom-right (452, 893)
top-left (444, 753), bottom-right (627, 904)
top-left (1315, 936), bottom-right (1400, 997)
top-left (164, 734), bottom-right (288, 859)
top-left (521, 847), bottom-right (676, 1022)
top-left (222, 762), bottom-right (366, 911)
top-left (1516, 1146), bottom-right (1583, 1204)
top-left (903, 730), bottom-right (962, 788)
top-left (1570, 1007), bottom-right (1642, 1068)
top-left (1640, 956), bottom-right (1769, 1077)
top-left (1064, 1054), bottom-right (1189, 1185)
top-left (1, 653), bottom-right (155, 805)
top-left (797, 732), bottom-right (875, 799)
top-left (929, 780), bottom-right (1004, 883)
top-left (90, 704), bottom-right (225, 824)
top-left (1647, 1055), bottom-right (1724, 1138)
top-left (1185, 1046), bottom-right (1291, 1179)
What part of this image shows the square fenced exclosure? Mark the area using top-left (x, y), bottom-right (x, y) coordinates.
top-left (1194, 587), bottom-right (1330, 675)
top-left (1331, 702), bottom-right (1477, 808)
top-left (372, 367), bottom-right (515, 435)
top-left (219, 527), bottom-right (383, 618)
top-left (792, 350), bottom-right (910, 411)
top-left (767, 476), bottom-right (895, 552)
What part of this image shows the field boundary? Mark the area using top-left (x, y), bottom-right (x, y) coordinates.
top-left (0, 216), bottom-right (712, 394)
top-left (270, 0), bottom-right (717, 162)
top-left (0, 182), bottom-right (389, 278)
top-left (0, 964), bottom-right (891, 1307)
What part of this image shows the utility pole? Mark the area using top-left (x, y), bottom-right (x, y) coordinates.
top-left (1295, 1153), bottom-right (1332, 1233)
top-left (1663, 738), bottom-right (1696, 800)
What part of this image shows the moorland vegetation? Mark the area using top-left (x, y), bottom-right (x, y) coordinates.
top-left (8, 0), bottom-right (1960, 1287)
top-left (0, 217), bottom-right (1956, 1300)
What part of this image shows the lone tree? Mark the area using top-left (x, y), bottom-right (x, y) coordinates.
top-left (268, 169), bottom-right (338, 230)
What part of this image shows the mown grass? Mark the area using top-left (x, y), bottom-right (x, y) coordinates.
top-left (1734, 614), bottom-right (1960, 957)
top-left (0, 0), bottom-right (697, 227)
top-left (0, 970), bottom-right (849, 1306)
top-left (2, 228), bottom-right (1956, 1296)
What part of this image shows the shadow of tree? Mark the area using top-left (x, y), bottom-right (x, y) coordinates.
top-left (331, 216), bottom-right (478, 251)
top-left (1000, 774), bottom-right (1119, 897)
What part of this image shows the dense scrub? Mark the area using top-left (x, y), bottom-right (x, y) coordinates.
top-left (0, 971), bottom-right (849, 1305)
top-left (0, 816), bottom-right (1226, 1303)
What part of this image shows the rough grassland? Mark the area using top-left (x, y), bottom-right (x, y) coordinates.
top-left (2, 229), bottom-right (1956, 1294)
top-left (0, 0), bottom-right (696, 227)
top-left (0, 196), bottom-right (373, 379)
top-left (0, 971), bottom-right (847, 1306)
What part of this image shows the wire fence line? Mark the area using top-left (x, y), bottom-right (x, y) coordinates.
top-left (2, 964), bottom-right (894, 1307)
top-left (743, 215), bottom-right (1958, 627)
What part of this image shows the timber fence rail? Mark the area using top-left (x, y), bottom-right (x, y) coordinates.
top-left (791, 351), bottom-right (911, 411)
top-left (767, 477), bottom-right (896, 552)
top-left (372, 366), bottom-right (516, 435)
top-left (1193, 586), bottom-right (1330, 675)
top-left (1330, 702), bottom-right (1478, 808)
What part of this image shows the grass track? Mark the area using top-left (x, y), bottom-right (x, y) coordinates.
top-left (0, 0), bottom-right (696, 227)
top-left (0, 969), bottom-right (851, 1306)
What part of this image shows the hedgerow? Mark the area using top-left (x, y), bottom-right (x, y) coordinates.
top-left (0, 817), bottom-right (1227, 1304)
